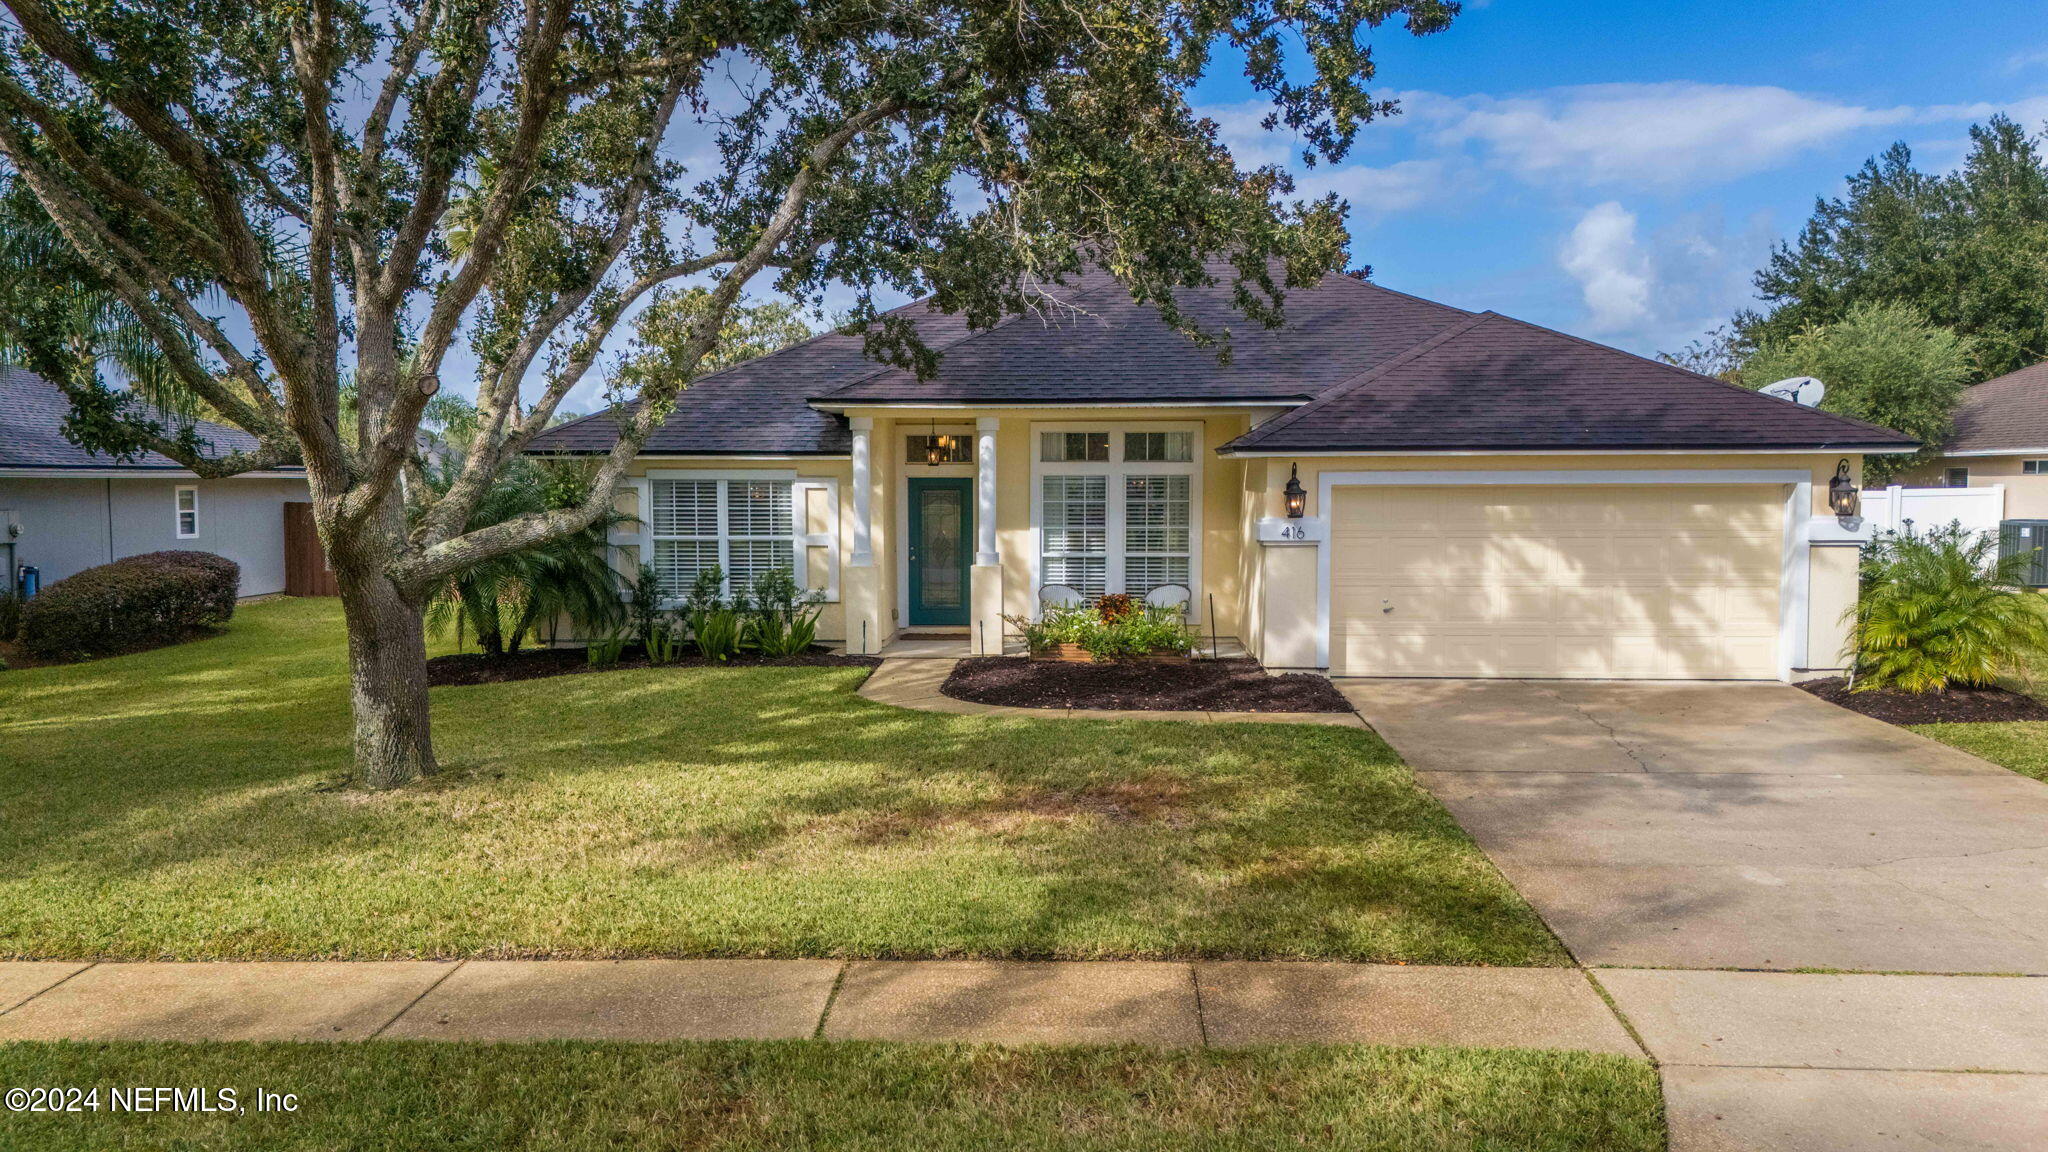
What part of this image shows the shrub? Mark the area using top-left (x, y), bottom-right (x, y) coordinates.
top-left (1849, 524), bottom-right (2048, 692)
top-left (743, 568), bottom-right (824, 658)
top-left (18, 550), bottom-right (239, 658)
top-left (0, 589), bottom-right (21, 642)
top-left (644, 618), bottom-right (685, 665)
top-left (1004, 602), bottom-right (1199, 661)
top-left (585, 630), bottom-right (629, 668)
top-left (687, 608), bottom-right (745, 662)
top-left (1095, 592), bottom-right (1137, 622)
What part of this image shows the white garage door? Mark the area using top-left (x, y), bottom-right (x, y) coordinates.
top-left (1329, 484), bottom-right (1784, 679)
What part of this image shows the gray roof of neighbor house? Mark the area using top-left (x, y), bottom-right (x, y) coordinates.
top-left (0, 365), bottom-right (290, 471)
top-left (525, 269), bottom-right (1919, 458)
top-left (1940, 359), bottom-right (2048, 453)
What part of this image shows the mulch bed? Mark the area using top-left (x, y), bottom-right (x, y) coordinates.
top-left (427, 645), bottom-right (880, 688)
top-left (1798, 676), bottom-right (2048, 725)
top-left (941, 656), bottom-right (1355, 713)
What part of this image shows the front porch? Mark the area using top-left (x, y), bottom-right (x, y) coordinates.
top-left (827, 409), bottom-right (1260, 659)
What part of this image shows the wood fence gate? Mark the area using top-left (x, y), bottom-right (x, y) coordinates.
top-left (283, 502), bottom-right (340, 597)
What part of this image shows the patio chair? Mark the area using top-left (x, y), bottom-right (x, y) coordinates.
top-left (1038, 584), bottom-right (1086, 611)
top-left (1143, 584), bottom-right (1192, 614)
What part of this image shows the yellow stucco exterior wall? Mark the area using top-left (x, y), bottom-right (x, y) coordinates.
top-left (608, 440), bottom-right (1864, 678)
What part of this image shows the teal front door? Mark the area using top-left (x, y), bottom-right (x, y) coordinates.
top-left (907, 478), bottom-right (972, 627)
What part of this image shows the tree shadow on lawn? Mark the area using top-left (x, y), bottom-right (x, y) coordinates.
top-left (0, 649), bottom-right (1563, 964)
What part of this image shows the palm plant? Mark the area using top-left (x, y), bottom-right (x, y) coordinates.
top-left (0, 205), bottom-right (199, 419)
top-left (1849, 524), bottom-right (2048, 692)
top-left (420, 459), bottom-right (628, 656)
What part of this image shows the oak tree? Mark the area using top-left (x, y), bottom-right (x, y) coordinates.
top-left (0, 0), bottom-right (1454, 786)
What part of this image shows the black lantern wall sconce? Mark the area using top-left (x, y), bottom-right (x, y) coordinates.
top-left (1828, 458), bottom-right (1860, 520)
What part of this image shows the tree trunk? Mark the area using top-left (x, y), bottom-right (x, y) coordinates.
top-left (336, 564), bottom-right (437, 789)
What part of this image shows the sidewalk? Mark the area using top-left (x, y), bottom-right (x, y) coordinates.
top-left (8, 964), bottom-right (2048, 1148)
top-left (0, 959), bottom-right (1623, 1050)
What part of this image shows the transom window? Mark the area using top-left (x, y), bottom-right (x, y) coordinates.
top-left (906, 433), bottom-right (973, 464)
top-left (1041, 431), bottom-right (1109, 462)
top-left (649, 478), bottom-right (794, 598)
top-left (1123, 431), bottom-right (1192, 462)
top-left (1036, 426), bottom-right (1197, 600)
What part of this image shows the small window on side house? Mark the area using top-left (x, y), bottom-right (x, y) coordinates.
top-left (175, 486), bottom-right (199, 538)
top-left (1945, 467), bottom-right (1971, 488)
top-left (2023, 461), bottom-right (2048, 475)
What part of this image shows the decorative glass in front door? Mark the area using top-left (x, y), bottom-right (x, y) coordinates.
top-left (908, 479), bottom-right (971, 626)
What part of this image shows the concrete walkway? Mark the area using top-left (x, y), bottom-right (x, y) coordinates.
top-left (858, 658), bottom-right (1366, 726)
top-left (7, 958), bottom-right (2048, 1148)
top-left (0, 959), bottom-right (1625, 1051)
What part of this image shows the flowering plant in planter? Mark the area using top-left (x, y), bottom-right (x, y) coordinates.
top-left (1007, 598), bottom-right (1201, 662)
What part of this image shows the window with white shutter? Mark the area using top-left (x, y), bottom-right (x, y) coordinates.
top-left (648, 478), bottom-right (796, 599)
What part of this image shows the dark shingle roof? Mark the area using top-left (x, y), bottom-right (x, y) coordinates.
top-left (1222, 311), bottom-right (1919, 454)
top-left (1942, 360), bottom-right (2048, 453)
top-left (527, 271), bottom-right (1917, 457)
top-left (0, 366), bottom-right (285, 471)
top-left (526, 299), bottom-right (985, 456)
top-left (812, 273), bottom-right (1472, 405)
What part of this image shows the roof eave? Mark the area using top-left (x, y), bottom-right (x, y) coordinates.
top-left (1216, 443), bottom-right (1922, 458)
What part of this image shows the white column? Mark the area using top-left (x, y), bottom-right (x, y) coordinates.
top-left (849, 416), bottom-right (874, 566)
top-left (975, 416), bottom-right (999, 566)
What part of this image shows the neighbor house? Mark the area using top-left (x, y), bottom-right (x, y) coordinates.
top-left (0, 366), bottom-right (314, 597)
top-left (528, 268), bottom-right (1916, 681)
top-left (1897, 358), bottom-right (2048, 515)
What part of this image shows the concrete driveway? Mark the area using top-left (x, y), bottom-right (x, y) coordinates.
top-left (1338, 679), bottom-right (2048, 974)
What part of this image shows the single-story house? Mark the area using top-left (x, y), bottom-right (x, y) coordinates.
top-left (0, 366), bottom-right (312, 597)
top-left (528, 268), bottom-right (1916, 681)
top-left (1898, 359), bottom-right (2048, 513)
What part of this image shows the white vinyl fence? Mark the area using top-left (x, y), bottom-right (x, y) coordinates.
top-left (1860, 484), bottom-right (2007, 542)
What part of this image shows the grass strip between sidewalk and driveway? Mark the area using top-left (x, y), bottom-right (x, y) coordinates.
top-left (0, 1040), bottom-right (1665, 1152)
top-left (0, 599), bottom-right (1560, 965)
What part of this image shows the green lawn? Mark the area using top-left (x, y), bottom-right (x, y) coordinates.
top-left (1911, 722), bottom-right (2048, 783)
top-left (0, 599), bottom-right (1559, 964)
top-left (0, 1040), bottom-right (1664, 1151)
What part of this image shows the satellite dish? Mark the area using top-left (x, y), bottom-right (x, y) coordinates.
top-left (1761, 376), bottom-right (1826, 407)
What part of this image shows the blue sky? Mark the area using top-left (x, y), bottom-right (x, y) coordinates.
top-left (1175, 0), bottom-right (2048, 359)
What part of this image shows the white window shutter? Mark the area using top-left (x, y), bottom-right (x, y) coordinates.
top-left (611, 477), bottom-right (652, 575)
top-left (791, 479), bottom-right (840, 602)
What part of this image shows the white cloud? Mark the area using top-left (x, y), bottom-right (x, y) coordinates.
top-left (1555, 201), bottom-right (1775, 348)
top-left (2007, 47), bottom-right (2048, 74)
top-left (1419, 83), bottom-right (1921, 187)
top-left (1558, 202), bottom-right (1653, 331)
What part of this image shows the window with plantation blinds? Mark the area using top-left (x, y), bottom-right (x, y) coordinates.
top-left (1041, 476), bottom-right (1108, 595)
top-left (1123, 475), bottom-right (1190, 593)
top-left (1036, 427), bottom-right (1196, 600)
top-left (650, 478), bottom-right (795, 597)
